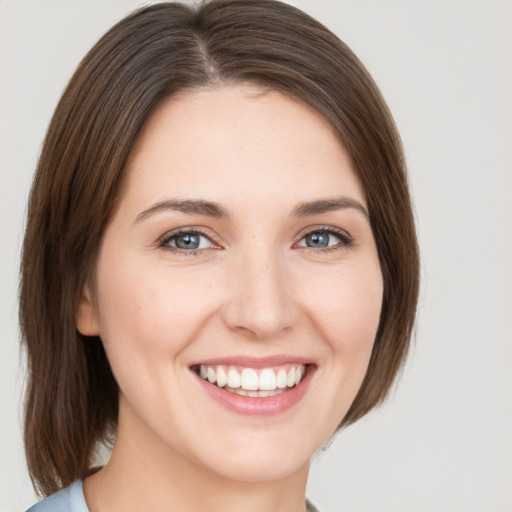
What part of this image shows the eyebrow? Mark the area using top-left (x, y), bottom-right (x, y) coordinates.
top-left (292, 197), bottom-right (369, 220)
top-left (134, 196), bottom-right (369, 224)
top-left (135, 199), bottom-right (231, 223)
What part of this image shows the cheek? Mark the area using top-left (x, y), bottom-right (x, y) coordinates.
top-left (302, 260), bottom-right (383, 352)
top-left (92, 256), bottom-right (219, 394)
top-left (96, 266), bottom-right (215, 353)
top-left (298, 257), bottom-right (383, 417)
top-left (92, 263), bottom-right (226, 434)
top-left (287, 258), bottom-right (383, 441)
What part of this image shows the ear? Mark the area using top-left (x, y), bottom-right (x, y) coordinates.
top-left (75, 283), bottom-right (100, 336)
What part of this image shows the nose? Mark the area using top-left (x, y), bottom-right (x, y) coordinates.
top-left (221, 249), bottom-right (296, 340)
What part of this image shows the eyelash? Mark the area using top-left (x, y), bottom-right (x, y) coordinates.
top-left (158, 226), bottom-right (353, 256)
top-left (296, 226), bottom-right (353, 255)
top-left (159, 228), bottom-right (220, 256)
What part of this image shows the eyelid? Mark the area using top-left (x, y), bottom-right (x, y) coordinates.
top-left (158, 227), bottom-right (222, 253)
top-left (293, 225), bottom-right (353, 250)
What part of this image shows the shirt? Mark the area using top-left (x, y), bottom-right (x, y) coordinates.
top-left (27, 480), bottom-right (321, 511)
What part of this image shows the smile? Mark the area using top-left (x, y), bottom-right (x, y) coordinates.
top-left (197, 364), bottom-right (306, 397)
top-left (191, 359), bottom-right (315, 415)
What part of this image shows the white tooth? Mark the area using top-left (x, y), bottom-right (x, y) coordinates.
top-left (294, 366), bottom-right (303, 385)
top-left (248, 391), bottom-right (259, 397)
top-left (199, 365), bottom-right (207, 379)
top-left (276, 369), bottom-right (288, 388)
top-left (235, 388), bottom-right (249, 397)
top-left (259, 390), bottom-right (271, 397)
top-left (287, 367), bottom-right (296, 387)
top-left (216, 366), bottom-right (227, 387)
top-left (259, 368), bottom-right (277, 390)
top-left (227, 368), bottom-right (241, 388)
top-left (241, 368), bottom-right (259, 390)
top-left (207, 367), bottom-right (217, 383)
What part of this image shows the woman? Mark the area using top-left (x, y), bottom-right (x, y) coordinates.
top-left (20, 1), bottom-right (419, 510)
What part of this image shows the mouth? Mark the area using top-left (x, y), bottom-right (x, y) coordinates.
top-left (190, 359), bottom-right (316, 415)
top-left (193, 363), bottom-right (308, 397)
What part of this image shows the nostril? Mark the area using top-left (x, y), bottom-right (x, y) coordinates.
top-left (219, 276), bottom-right (295, 339)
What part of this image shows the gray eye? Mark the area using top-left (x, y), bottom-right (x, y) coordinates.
top-left (164, 232), bottom-right (213, 251)
top-left (174, 233), bottom-right (201, 250)
top-left (296, 229), bottom-right (347, 250)
top-left (305, 232), bottom-right (330, 248)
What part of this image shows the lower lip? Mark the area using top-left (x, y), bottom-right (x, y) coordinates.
top-left (193, 366), bottom-right (315, 416)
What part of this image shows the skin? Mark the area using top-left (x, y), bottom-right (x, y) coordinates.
top-left (76, 84), bottom-right (383, 512)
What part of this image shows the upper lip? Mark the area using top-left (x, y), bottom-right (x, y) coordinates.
top-left (189, 355), bottom-right (315, 368)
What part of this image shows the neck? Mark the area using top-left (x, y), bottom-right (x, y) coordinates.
top-left (84, 401), bottom-right (310, 512)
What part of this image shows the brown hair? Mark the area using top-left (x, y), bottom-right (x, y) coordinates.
top-left (20, 0), bottom-right (419, 497)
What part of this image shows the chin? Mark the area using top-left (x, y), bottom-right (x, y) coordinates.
top-left (210, 452), bottom-right (309, 483)
top-left (189, 428), bottom-right (318, 483)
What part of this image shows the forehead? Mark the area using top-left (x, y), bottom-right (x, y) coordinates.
top-left (122, 84), bottom-right (365, 211)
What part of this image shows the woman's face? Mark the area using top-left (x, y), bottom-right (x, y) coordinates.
top-left (77, 84), bottom-right (383, 482)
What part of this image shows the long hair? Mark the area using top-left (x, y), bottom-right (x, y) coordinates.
top-left (20, 0), bottom-right (419, 497)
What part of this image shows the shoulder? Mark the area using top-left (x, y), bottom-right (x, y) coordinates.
top-left (26, 480), bottom-right (88, 512)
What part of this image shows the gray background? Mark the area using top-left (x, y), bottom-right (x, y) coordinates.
top-left (1, 1), bottom-right (510, 511)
